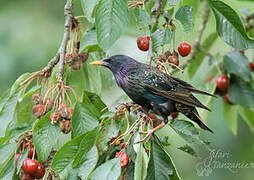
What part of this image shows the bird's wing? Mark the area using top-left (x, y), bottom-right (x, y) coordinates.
top-left (141, 68), bottom-right (211, 111)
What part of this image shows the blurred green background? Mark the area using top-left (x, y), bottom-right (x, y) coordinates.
top-left (1, 0), bottom-right (254, 180)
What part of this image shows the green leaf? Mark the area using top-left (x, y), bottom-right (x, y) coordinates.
top-left (33, 112), bottom-right (62, 162)
top-left (146, 139), bottom-right (181, 180)
top-left (90, 158), bottom-right (121, 180)
top-left (78, 146), bottom-right (98, 179)
top-left (223, 52), bottom-right (251, 82)
top-left (134, 135), bottom-right (149, 180)
top-left (71, 100), bottom-right (99, 138)
top-left (175, 6), bottom-right (193, 33)
top-left (0, 156), bottom-right (15, 180)
top-left (51, 132), bottom-right (88, 174)
top-left (238, 107), bottom-right (254, 132)
top-left (10, 73), bottom-right (31, 95)
top-left (138, 8), bottom-right (150, 27)
top-left (151, 29), bottom-right (164, 52)
top-left (228, 78), bottom-right (254, 109)
top-left (188, 33), bottom-right (218, 79)
top-left (163, 29), bottom-right (174, 44)
top-left (0, 93), bottom-right (18, 137)
top-left (168, 0), bottom-right (180, 6)
top-left (223, 101), bottom-right (238, 135)
top-left (81, 0), bottom-right (99, 21)
top-left (96, 117), bottom-right (120, 153)
top-left (95, 0), bottom-right (128, 50)
top-left (177, 144), bottom-right (197, 157)
top-left (80, 30), bottom-right (100, 53)
top-left (0, 143), bottom-right (16, 166)
top-left (82, 90), bottom-right (107, 114)
top-left (208, 0), bottom-right (254, 50)
top-left (72, 127), bottom-right (98, 168)
top-left (170, 120), bottom-right (211, 149)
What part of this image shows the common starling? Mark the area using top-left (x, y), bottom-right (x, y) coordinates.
top-left (90, 55), bottom-right (214, 138)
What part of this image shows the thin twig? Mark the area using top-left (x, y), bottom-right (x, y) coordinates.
top-left (56, 0), bottom-right (73, 82)
top-left (170, 3), bottom-right (210, 74)
top-left (148, 0), bottom-right (162, 65)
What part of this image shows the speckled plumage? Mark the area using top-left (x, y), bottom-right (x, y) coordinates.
top-left (96, 55), bottom-right (214, 133)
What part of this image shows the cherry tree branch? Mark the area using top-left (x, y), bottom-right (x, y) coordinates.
top-left (56, 0), bottom-right (73, 82)
top-left (150, 0), bottom-right (162, 29)
top-left (148, 0), bottom-right (162, 65)
top-left (170, 4), bottom-right (210, 74)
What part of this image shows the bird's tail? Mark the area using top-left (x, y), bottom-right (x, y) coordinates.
top-left (180, 107), bottom-right (214, 134)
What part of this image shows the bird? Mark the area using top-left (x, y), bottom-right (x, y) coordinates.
top-left (90, 55), bottom-right (214, 140)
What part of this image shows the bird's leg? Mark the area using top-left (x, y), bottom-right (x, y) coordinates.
top-left (136, 121), bottom-right (166, 144)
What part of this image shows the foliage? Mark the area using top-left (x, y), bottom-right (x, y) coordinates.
top-left (1, 0), bottom-right (254, 179)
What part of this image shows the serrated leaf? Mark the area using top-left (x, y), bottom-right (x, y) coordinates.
top-left (223, 101), bottom-right (238, 135)
top-left (223, 52), bottom-right (251, 82)
top-left (72, 127), bottom-right (98, 168)
top-left (33, 112), bottom-right (62, 162)
top-left (90, 158), bottom-right (121, 180)
top-left (138, 8), bottom-right (150, 27)
top-left (163, 29), bottom-right (174, 44)
top-left (51, 132), bottom-right (88, 174)
top-left (96, 117), bottom-right (121, 152)
top-left (81, 0), bottom-right (99, 22)
top-left (0, 156), bottom-right (15, 180)
top-left (95, 0), bottom-right (128, 50)
top-left (151, 29), bottom-right (164, 52)
top-left (188, 33), bottom-right (218, 79)
top-left (134, 134), bottom-right (149, 180)
top-left (175, 6), bottom-right (193, 33)
top-left (78, 146), bottom-right (98, 179)
top-left (208, 0), bottom-right (254, 50)
top-left (238, 107), bottom-right (254, 132)
top-left (146, 139), bottom-right (181, 180)
top-left (80, 30), bottom-right (100, 53)
top-left (0, 143), bottom-right (16, 166)
top-left (228, 78), bottom-right (254, 109)
top-left (82, 90), bottom-right (107, 114)
top-left (168, 0), bottom-right (180, 6)
top-left (10, 73), bottom-right (31, 95)
top-left (170, 120), bottom-right (211, 150)
top-left (177, 144), bottom-right (197, 157)
top-left (0, 93), bottom-right (18, 137)
top-left (71, 100), bottom-right (99, 138)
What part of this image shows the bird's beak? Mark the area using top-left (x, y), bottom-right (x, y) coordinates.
top-left (89, 60), bottom-right (107, 66)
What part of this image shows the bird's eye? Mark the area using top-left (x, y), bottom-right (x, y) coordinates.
top-left (105, 58), bottom-right (112, 63)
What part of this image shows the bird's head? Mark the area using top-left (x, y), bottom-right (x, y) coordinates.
top-left (89, 55), bottom-right (137, 74)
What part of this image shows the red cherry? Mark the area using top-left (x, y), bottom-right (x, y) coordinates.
top-left (115, 152), bottom-right (129, 167)
top-left (137, 36), bottom-right (150, 51)
top-left (249, 62), bottom-right (254, 72)
top-left (224, 93), bottom-right (232, 105)
top-left (22, 159), bottom-right (39, 174)
top-left (15, 152), bottom-right (21, 165)
top-left (22, 173), bottom-right (34, 180)
top-left (178, 42), bottom-right (191, 57)
top-left (171, 112), bottom-right (179, 119)
top-left (216, 75), bottom-right (229, 91)
top-left (33, 164), bottom-right (45, 179)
